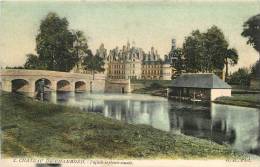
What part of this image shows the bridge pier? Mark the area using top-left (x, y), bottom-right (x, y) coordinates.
top-left (1, 79), bottom-right (12, 92)
top-left (71, 81), bottom-right (75, 92)
top-left (51, 80), bottom-right (57, 91)
top-left (27, 80), bottom-right (35, 93)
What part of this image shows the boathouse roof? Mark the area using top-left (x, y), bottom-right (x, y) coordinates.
top-left (171, 73), bottom-right (231, 89)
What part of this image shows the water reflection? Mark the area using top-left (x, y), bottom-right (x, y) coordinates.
top-left (211, 104), bottom-right (260, 154)
top-left (44, 92), bottom-right (260, 155)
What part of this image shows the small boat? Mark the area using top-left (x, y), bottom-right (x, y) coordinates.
top-left (190, 98), bottom-right (202, 102)
top-left (190, 92), bottom-right (202, 102)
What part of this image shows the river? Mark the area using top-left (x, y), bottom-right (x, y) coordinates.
top-left (42, 91), bottom-right (260, 156)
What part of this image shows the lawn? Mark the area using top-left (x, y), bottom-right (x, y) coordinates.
top-left (0, 91), bottom-right (243, 159)
top-left (215, 93), bottom-right (260, 108)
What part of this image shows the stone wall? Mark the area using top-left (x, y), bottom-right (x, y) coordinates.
top-left (105, 79), bottom-right (131, 93)
top-left (92, 79), bottom-right (106, 93)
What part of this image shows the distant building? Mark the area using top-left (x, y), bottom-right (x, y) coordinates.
top-left (167, 38), bottom-right (177, 65)
top-left (169, 73), bottom-right (231, 101)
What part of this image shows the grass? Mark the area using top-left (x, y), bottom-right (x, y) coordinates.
top-left (0, 91), bottom-right (244, 159)
top-left (131, 82), bottom-right (167, 96)
top-left (214, 94), bottom-right (260, 108)
top-left (132, 87), bottom-right (167, 97)
top-left (131, 80), bottom-right (172, 88)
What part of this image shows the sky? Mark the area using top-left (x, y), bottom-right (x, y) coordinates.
top-left (0, 0), bottom-right (260, 72)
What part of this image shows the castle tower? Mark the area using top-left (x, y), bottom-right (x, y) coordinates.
top-left (171, 38), bottom-right (176, 51)
top-left (151, 47), bottom-right (155, 55)
top-left (127, 40), bottom-right (130, 51)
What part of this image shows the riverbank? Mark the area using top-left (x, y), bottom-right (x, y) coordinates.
top-left (214, 94), bottom-right (260, 109)
top-left (133, 87), bottom-right (260, 109)
top-left (131, 87), bottom-right (167, 97)
top-left (1, 91), bottom-right (244, 159)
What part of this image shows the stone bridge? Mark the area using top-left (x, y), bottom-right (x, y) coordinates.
top-left (0, 69), bottom-right (106, 93)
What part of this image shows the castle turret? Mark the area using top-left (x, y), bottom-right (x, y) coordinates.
top-left (171, 38), bottom-right (176, 51)
top-left (127, 40), bottom-right (130, 51)
top-left (161, 63), bottom-right (172, 80)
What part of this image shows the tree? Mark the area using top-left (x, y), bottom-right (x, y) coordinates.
top-left (171, 48), bottom-right (185, 74)
top-left (241, 14), bottom-right (260, 56)
top-left (228, 68), bottom-right (250, 87)
top-left (251, 59), bottom-right (260, 77)
top-left (203, 26), bottom-right (228, 71)
top-left (71, 30), bottom-right (89, 68)
top-left (24, 54), bottom-right (44, 69)
top-left (83, 50), bottom-right (105, 79)
top-left (183, 30), bottom-right (205, 72)
top-left (224, 48), bottom-right (238, 81)
top-left (183, 26), bottom-right (235, 74)
top-left (24, 12), bottom-right (89, 72)
top-left (35, 12), bottom-right (78, 72)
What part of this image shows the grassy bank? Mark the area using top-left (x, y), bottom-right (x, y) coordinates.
top-left (214, 94), bottom-right (260, 108)
top-left (131, 80), bottom-right (172, 88)
top-left (0, 92), bottom-right (243, 159)
top-left (131, 87), bottom-right (166, 96)
top-left (131, 81), bottom-right (167, 96)
top-left (131, 80), bottom-right (170, 96)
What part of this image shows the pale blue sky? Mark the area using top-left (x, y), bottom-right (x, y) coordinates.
top-left (0, 0), bottom-right (260, 71)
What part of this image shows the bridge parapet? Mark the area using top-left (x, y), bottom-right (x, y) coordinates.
top-left (1, 69), bottom-right (95, 79)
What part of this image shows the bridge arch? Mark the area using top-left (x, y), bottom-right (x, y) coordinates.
top-left (11, 79), bottom-right (30, 92)
top-left (75, 81), bottom-right (86, 92)
top-left (57, 80), bottom-right (71, 92)
top-left (35, 78), bottom-right (52, 92)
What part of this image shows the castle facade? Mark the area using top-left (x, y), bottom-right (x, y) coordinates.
top-left (72, 42), bottom-right (172, 80)
top-left (105, 42), bottom-right (172, 80)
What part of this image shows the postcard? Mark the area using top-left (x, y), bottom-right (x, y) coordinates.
top-left (0, 0), bottom-right (260, 167)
